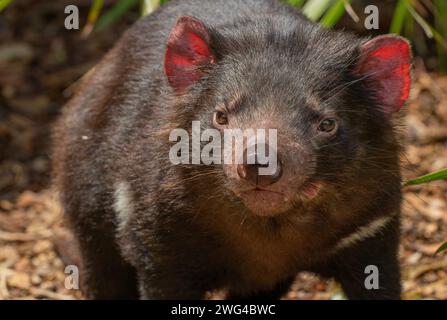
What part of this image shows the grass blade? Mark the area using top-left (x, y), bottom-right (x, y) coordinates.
top-left (140, 0), bottom-right (161, 16)
top-left (82, 0), bottom-right (104, 37)
top-left (344, 1), bottom-right (359, 23)
top-left (403, 168), bottom-right (447, 186)
top-left (403, 0), bottom-right (433, 38)
top-left (434, 0), bottom-right (447, 72)
top-left (435, 242), bottom-right (447, 254)
top-left (320, 0), bottom-right (348, 28)
top-left (0, 0), bottom-right (13, 12)
top-left (302, 0), bottom-right (334, 22)
top-left (403, 0), bottom-right (447, 64)
top-left (389, 0), bottom-right (408, 34)
top-left (286, 0), bottom-right (306, 8)
top-left (95, 0), bottom-right (139, 32)
top-left (404, 6), bottom-right (414, 38)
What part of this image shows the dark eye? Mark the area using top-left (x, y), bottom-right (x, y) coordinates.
top-left (214, 111), bottom-right (228, 126)
top-left (318, 118), bottom-right (337, 133)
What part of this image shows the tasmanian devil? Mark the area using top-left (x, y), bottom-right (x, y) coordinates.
top-left (52, 0), bottom-right (412, 299)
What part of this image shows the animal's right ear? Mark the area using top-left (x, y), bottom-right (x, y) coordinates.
top-left (164, 16), bottom-right (216, 94)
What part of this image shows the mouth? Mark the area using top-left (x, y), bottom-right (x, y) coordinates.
top-left (238, 188), bottom-right (290, 217)
top-left (236, 181), bottom-right (323, 217)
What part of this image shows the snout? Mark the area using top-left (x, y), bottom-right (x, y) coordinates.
top-left (220, 116), bottom-right (320, 216)
top-left (225, 138), bottom-right (319, 217)
top-left (237, 145), bottom-right (282, 187)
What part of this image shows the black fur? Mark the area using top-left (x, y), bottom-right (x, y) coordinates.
top-left (53, 0), bottom-right (403, 299)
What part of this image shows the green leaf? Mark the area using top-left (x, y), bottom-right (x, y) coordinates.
top-left (140, 0), bottom-right (161, 16)
top-left (320, 0), bottom-right (348, 28)
top-left (95, 0), bottom-right (139, 32)
top-left (389, 0), bottom-right (408, 34)
top-left (403, 168), bottom-right (447, 186)
top-left (302, 0), bottom-right (334, 22)
top-left (435, 242), bottom-right (447, 254)
top-left (0, 0), bottom-right (13, 12)
top-left (286, 0), bottom-right (306, 8)
top-left (403, 0), bottom-right (447, 54)
top-left (88, 0), bottom-right (104, 25)
top-left (403, 7), bottom-right (414, 39)
top-left (82, 0), bottom-right (104, 37)
top-left (435, 0), bottom-right (447, 73)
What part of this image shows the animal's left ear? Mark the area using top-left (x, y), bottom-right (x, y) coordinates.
top-left (355, 35), bottom-right (412, 116)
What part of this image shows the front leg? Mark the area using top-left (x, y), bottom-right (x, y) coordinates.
top-left (316, 216), bottom-right (401, 300)
top-left (136, 266), bottom-right (210, 299)
top-left (120, 209), bottom-right (221, 299)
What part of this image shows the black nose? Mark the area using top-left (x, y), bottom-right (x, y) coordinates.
top-left (237, 146), bottom-right (282, 187)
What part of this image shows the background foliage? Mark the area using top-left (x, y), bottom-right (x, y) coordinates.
top-left (1, 0), bottom-right (446, 251)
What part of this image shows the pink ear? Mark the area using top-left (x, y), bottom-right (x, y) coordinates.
top-left (356, 35), bottom-right (412, 115)
top-left (164, 16), bottom-right (215, 93)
